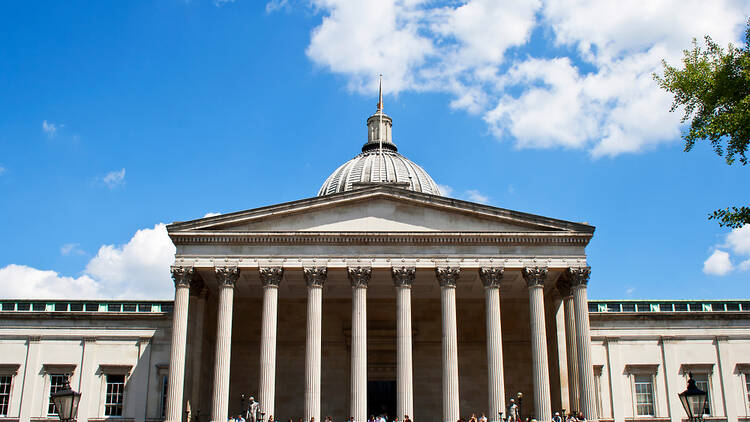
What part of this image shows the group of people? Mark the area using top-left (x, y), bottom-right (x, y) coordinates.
top-left (231, 394), bottom-right (587, 422)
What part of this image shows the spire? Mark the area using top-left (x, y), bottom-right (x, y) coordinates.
top-left (363, 75), bottom-right (396, 153)
top-left (377, 74), bottom-right (383, 112)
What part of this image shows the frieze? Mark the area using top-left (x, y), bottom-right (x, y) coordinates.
top-left (169, 231), bottom-right (593, 246)
top-left (479, 267), bottom-right (504, 288)
top-left (436, 266), bottom-right (460, 287)
top-left (392, 266), bottom-right (416, 287)
top-left (259, 267), bottom-right (284, 287)
top-left (215, 266), bottom-right (240, 288)
top-left (304, 266), bottom-right (327, 288)
top-left (522, 266), bottom-right (548, 288)
top-left (348, 266), bottom-right (372, 288)
top-left (170, 266), bottom-right (195, 288)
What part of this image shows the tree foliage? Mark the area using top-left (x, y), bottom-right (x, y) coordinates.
top-left (655, 21), bottom-right (750, 228)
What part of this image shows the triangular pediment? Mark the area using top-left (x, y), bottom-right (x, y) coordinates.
top-left (168, 186), bottom-right (594, 235)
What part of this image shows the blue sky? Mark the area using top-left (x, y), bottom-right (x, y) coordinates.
top-left (1, 0), bottom-right (749, 300)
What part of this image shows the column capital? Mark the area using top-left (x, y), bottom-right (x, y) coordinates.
top-left (436, 266), bottom-right (460, 288)
top-left (171, 266), bottom-right (195, 288)
top-left (304, 266), bottom-right (327, 288)
top-left (260, 267), bottom-right (284, 287)
top-left (392, 266), bottom-right (415, 288)
top-left (215, 266), bottom-right (240, 288)
top-left (522, 266), bottom-right (548, 288)
top-left (478, 266), bottom-right (504, 288)
top-left (567, 266), bottom-right (591, 287)
top-left (556, 277), bottom-right (573, 298)
top-left (348, 266), bottom-right (371, 288)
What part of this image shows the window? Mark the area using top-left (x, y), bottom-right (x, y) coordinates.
top-left (634, 375), bottom-right (655, 416)
top-left (48, 374), bottom-right (70, 415)
top-left (105, 374), bottom-right (125, 416)
top-left (0, 375), bottom-right (11, 416)
top-left (691, 373), bottom-right (711, 416)
top-left (160, 375), bottom-right (169, 418)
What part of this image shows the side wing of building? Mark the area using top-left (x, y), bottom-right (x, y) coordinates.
top-left (0, 301), bottom-right (173, 422)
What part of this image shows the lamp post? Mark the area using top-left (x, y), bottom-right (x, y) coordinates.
top-left (679, 373), bottom-right (708, 422)
top-left (51, 381), bottom-right (81, 422)
top-left (516, 392), bottom-right (523, 422)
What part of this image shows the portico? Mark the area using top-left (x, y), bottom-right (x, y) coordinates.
top-left (164, 186), bottom-right (597, 422)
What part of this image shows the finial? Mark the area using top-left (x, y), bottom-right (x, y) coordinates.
top-left (377, 74), bottom-right (383, 112)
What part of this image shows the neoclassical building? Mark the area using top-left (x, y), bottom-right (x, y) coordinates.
top-left (1, 100), bottom-right (749, 422)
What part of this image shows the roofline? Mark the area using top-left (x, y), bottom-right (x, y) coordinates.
top-left (167, 185), bottom-right (596, 234)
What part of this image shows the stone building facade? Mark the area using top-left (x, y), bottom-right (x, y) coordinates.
top-left (1, 101), bottom-right (749, 422)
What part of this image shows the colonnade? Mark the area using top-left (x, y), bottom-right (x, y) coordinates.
top-left (164, 265), bottom-right (597, 422)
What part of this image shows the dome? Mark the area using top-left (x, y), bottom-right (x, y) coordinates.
top-left (318, 149), bottom-right (442, 196)
top-left (318, 80), bottom-right (442, 197)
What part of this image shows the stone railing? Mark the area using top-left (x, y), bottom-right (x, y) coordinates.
top-left (588, 300), bottom-right (750, 314)
top-left (0, 300), bottom-right (173, 314)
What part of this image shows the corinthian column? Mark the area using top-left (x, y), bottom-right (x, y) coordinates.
top-left (556, 278), bottom-right (579, 414)
top-left (479, 267), bottom-right (506, 422)
top-left (392, 266), bottom-right (415, 421)
top-left (258, 267), bottom-right (284, 418)
top-left (166, 266), bottom-right (194, 422)
top-left (522, 267), bottom-right (551, 422)
top-left (304, 267), bottom-right (327, 422)
top-left (436, 266), bottom-right (460, 422)
top-left (211, 266), bottom-right (239, 422)
top-left (348, 266), bottom-right (371, 422)
top-left (569, 267), bottom-right (597, 422)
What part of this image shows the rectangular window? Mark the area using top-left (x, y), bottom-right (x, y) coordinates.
top-left (691, 373), bottom-right (711, 415)
top-left (594, 372), bottom-right (603, 418)
top-left (0, 375), bottom-right (11, 417)
top-left (160, 375), bottom-right (168, 418)
top-left (48, 374), bottom-right (70, 415)
top-left (634, 374), bottom-right (655, 416)
top-left (105, 374), bottom-right (125, 416)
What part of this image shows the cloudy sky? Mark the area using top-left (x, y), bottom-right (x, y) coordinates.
top-left (1, 0), bottom-right (749, 300)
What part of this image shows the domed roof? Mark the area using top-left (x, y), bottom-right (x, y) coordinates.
top-left (318, 149), bottom-right (442, 196)
top-left (318, 80), bottom-right (442, 197)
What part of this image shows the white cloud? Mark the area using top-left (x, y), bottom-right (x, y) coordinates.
top-left (60, 243), bottom-right (85, 256)
top-left (704, 224), bottom-right (750, 276)
top-left (703, 250), bottom-right (733, 276)
top-left (725, 224), bottom-right (750, 255)
top-left (265, 0), bottom-right (290, 13)
top-left (0, 166), bottom-right (5, 175)
top-left (0, 223), bottom-right (176, 300)
top-left (466, 189), bottom-right (489, 204)
top-left (0, 265), bottom-right (101, 299)
top-left (101, 168), bottom-right (126, 189)
top-left (42, 120), bottom-right (60, 138)
top-left (85, 224), bottom-right (176, 299)
top-left (437, 184), bottom-right (454, 197)
top-left (203, 212), bottom-right (221, 218)
top-left (289, 0), bottom-right (748, 157)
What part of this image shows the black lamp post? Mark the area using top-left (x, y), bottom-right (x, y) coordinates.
top-left (51, 381), bottom-right (82, 422)
top-left (679, 373), bottom-right (708, 422)
top-left (516, 392), bottom-right (523, 421)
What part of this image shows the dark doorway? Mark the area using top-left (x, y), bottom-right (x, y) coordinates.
top-left (367, 380), bottom-right (396, 420)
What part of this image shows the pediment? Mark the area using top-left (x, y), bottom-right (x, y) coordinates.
top-left (168, 186), bottom-right (594, 235)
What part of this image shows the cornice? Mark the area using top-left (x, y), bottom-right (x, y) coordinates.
top-left (169, 231), bottom-right (593, 246)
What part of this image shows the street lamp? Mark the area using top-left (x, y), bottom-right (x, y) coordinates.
top-left (516, 392), bottom-right (523, 421)
top-left (679, 373), bottom-right (708, 422)
top-left (51, 381), bottom-right (81, 422)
